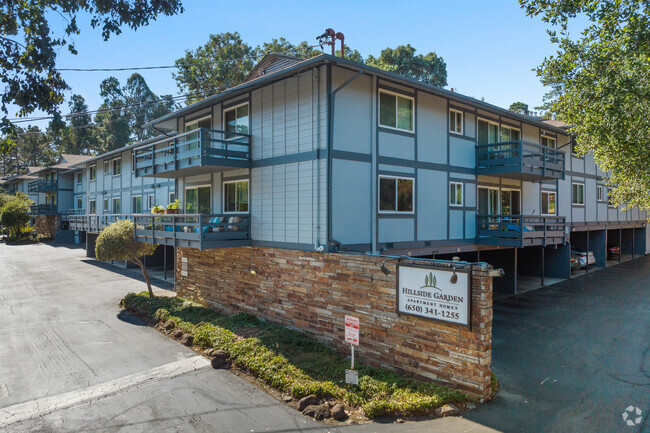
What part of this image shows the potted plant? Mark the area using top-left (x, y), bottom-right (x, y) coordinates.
top-left (151, 205), bottom-right (164, 215)
top-left (165, 199), bottom-right (181, 214)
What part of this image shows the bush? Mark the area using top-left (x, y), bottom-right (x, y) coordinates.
top-left (122, 293), bottom-right (470, 418)
top-left (0, 192), bottom-right (32, 236)
top-left (96, 219), bottom-right (158, 296)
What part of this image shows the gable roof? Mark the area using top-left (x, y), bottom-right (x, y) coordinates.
top-left (146, 54), bottom-right (569, 135)
top-left (244, 53), bottom-right (306, 83)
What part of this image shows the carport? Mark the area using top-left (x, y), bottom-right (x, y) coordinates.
top-left (606, 226), bottom-right (646, 266)
top-left (570, 229), bottom-right (607, 272)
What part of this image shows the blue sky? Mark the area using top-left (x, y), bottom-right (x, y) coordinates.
top-left (16, 0), bottom-right (559, 128)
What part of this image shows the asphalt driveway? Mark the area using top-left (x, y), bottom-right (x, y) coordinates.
top-left (467, 257), bottom-right (650, 432)
top-left (0, 243), bottom-right (494, 433)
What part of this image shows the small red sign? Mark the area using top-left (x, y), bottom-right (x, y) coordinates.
top-left (345, 315), bottom-right (359, 346)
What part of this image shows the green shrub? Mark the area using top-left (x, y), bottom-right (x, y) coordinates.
top-left (96, 220), bottom-right (158, 296)
top-left (0, 193), bottom-right (32, 236)
top-left (122, 293), bottom-right (469, 418)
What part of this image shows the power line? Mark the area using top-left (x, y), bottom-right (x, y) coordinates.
top-left (54, 47), bottom-right (320, 72)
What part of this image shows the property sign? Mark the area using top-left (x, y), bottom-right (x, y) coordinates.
top-left (397, 264), bottom-right (471, 327)
top-left (344, 315), bottom-right (359, 346)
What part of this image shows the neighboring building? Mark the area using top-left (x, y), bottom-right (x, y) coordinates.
top-left (0, 166), bottom-right (43, 197)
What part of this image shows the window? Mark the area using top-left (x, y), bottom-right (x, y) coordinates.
top-left (89, 165), bottom-right (96, 181)
top-left (449, 182), bottom-right (463, 207)
top-left (89, 200), bottom-right (96, 215)
top-left (184, 186), bottom-right (211, 213)
top-left (379, 90), bottom-right (414, 132)
top-left (132, 152), bottom-right (136, 172)
top-left (132, 196), bottom-right (142, 214)
top-left (224, 103), bottom-right (250, 137)
top-left (541, 136), bottom-right (557, 148)
top-left (572, 183), bottom-right (585, 205)
top-left (501, 189), bottom-right (521, 215)
top-left (449, 109), bottom-right (463, 135)
top-left (379, 176), bottom-right (414, 213)
top-left (77, 197), bottom-right (83, 210)
top-left (597, 185), bottom-right (604, 202)
top-left (542, 191), bottom-right (556, 215)
top-left (104, 160), bottom-right (109, 174)
top-left (477, 187), bottom-right (499, 215)
top-left (76, 172), bottom-right (83, 184)
top-left (169, 192), bottom-right (176, 204)
top-left (571, 139), bottom-right (580, 155)
top-left (477, 119), bottom-right (500, 144)
top-left (112, 197), bottom-right (121, 214)
top-left (112, 158), bottom-right (121, 176)
top-left (608, 187), bottom-right (616, 207)
top-left (501, 126), bottom-right (521, 142)
top-left (184, 116), bottom-right (211, 132)
top-left (148, 194), bottom-right (155, 210)
top-left (103, 198), bottom-right (109, 212)
top-left (223, 180), bottom-right (249, 213)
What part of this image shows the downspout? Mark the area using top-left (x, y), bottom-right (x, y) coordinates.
top-left (327, 66), bottom-right (364, 251)
top-left (314, 67), bottom-right (321, 250)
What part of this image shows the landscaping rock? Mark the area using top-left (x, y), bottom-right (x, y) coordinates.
top-left (180, 334), bottom-right (194, 346)
top-left (302, 404), bottom-right (330, 420)
top-left (172, 329), bottom-right (183, 339)
top-left (210, 349), bottom-right (230, 369)
top-left (466, 402), bottom-right (476, 410)
top-left (435, 404), bottom-right (460, 417)
top-left (204, 348), bottom-right (215, 357)
top-left (297, 394), bottom-right (320, 411)
top-left (330, 403), bottom-right (347, 420)
top-left (396, 418), bottom-right (404, 423)
top-left (163, 320), bottom-right (175, 330)
top-left (283, 395), bottom-right (293, 403)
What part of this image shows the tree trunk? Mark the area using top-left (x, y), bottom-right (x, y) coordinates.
top-left (134, 257), bottom-right (154, 297)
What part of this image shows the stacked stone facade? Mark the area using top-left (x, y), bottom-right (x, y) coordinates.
top-left (176, 246), bottom-right (494, 400)
top-left (33, 215), bottom-right (60, 238)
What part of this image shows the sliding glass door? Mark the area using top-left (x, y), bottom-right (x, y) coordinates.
top-left (185, 186), bottom-right (211, 214)
top-left (478, 187), bottom-right (500, 215)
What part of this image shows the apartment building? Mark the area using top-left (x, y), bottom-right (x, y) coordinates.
top-left (65, 53), bottom-right (633, 295)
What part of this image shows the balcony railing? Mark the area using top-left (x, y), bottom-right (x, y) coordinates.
top-left (30, 204), bottom-right (57, 215)
top-left (477, 214), bottom-right (566, 247)
top-left (476, 140), bottom-right (565, 181)
top-left (28, 180), bottom-right (58, 192)
top-left (134, 128), bottom-right (251, 178)
top-left (68, 214), bottom-right (134, 232)
top-left (133, 214), bottom-right (250, 250)
top-left (2, 187), bottom-right (18, 195)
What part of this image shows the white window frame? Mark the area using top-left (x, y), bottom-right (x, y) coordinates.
top-left (147, 194), bottom-right (155, 210)
top-left (572, 182), bottom-right (585, 205)
top-left (477, 186), bottom-right (500, 215)
top-left (541, 191), bottom-right (557, 216)
top-left (76, 172), bottom-right (83, 184)
top-left (103, 198), bottom-right (109, 213)
top-left (112, 197), bottom-right (121, 214)
top-left (222, 179), bottom-right (249, 214)
top-left (89, 199), bottom-right (96, 215)
top-left (89, 165), bottom-right (96, 181)
top-left (184, 115), bottom-right (212, 132)
top-left (378, 175), bottom-right (415, 214)
top-left (449, 181), bottom-right (463, 207)
top-left (112, 157), bottom-right (122, 176)
top-left (223, 102), bottom-right (250, 138)
top-left (541, 135), bottom-right (557, 149)
top-left (597, 185), bottom-right (604, 202)
top-left (132, 195), bottom-right (142, 214)
top-left (607, 187), bottom-right (616, 208)
top-left (169, 192), bottom-right (176, 204)
top-left (378, 89), bottom-right (415, 133)
top-left (77, 197), bottom-right (83, 210)
top-left (132, 152), bottom-right (136, 173)
top-left (449, 109), bottom-right (463, 135)
top-left (500, 187), bottom-right (522, 215)
top-left (103, 160), bottom-right (109, 174)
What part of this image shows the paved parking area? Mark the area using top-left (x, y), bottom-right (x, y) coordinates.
top-left (0, 243), bottom-right (494, 433)
top-left (467, 256), bottom-right (650, 433)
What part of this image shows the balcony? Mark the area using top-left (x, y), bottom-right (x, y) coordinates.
top-left (133, 214), bottom-right (250, 250)
top-left (134, 129), bottom-right (251, 178)
top-left (68, 214), bottom-right (133, 232)
top-left (476, 141), bottom-right (565, 181)
top-left (477, 215), bottom-right (566, 247)
top-left (28, 180), bottom-right (58, 192)
top-left (30, 204), bottom-right (57, 215)
top-left (2, 187), bottom-right (18, 195)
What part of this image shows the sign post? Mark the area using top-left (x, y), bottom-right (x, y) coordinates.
top-left (344, 315), bottom-right (359, 385)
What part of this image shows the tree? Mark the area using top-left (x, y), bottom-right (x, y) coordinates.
top-left (521, 0), bottom-right (650, 209)
top-left (260, 37), bottom-right (322, 58)
top-left (366, 45), bottom-right (447, 86)
top-left (173, 32), bottom-right (256, 105)
top-left (62, 95), bottom-right (95, 155)
top-left (123, 73), bottom-right (174, 141)
top-left (0, 192), bottom-right (32, 236)
top-left (509, 102), bottom-right (529, 114)
top-left (0, 0), bottom-right (184, 151)
top-left (14, 125), bottom-right (56, 167)
top-left (95, 77), bottom-right (130, 152)
top-left (95, 219), bottom-right (158, 297)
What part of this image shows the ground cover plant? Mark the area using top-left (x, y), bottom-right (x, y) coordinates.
top-left (122, 292), bottom-right (470, 419)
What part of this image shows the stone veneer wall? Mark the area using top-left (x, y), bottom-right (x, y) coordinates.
top-left (176, 246), bottom-right (493, 400)
top-left (33, 215), bottom-right (60, 238)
